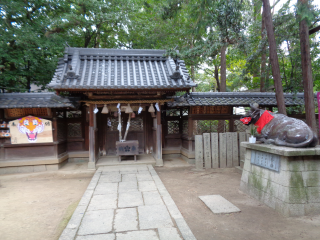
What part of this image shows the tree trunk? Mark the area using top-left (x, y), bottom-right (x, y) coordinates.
top-left (218, 46), bottom-right (227, 132)
top-left (220, 45), bottom-right (227, 92)
top-left (214, 64), bottom-right (220, 92)
top-left (27, 60), bottom-right (31, 92)
top-left (298, 0), bottom-right (317, 132)
top-left (191, 65), bottom-right (196, 92)
top-left (262, 0), bottom-right (287, 115)
top-left (260, 8), bottom-right (266, 92)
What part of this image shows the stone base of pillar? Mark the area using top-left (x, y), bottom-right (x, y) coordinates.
top-left (155, 158), bottom-right (164, 167)
top-left (88, 161), bottom-right (96, 170)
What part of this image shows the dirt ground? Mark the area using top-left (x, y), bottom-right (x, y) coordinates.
top-left (1, 161), bottom-right (320, 240)
top-left (155, 166), bottom-right (320, 240)
top-left (0, 163), bottom-right (94, 240)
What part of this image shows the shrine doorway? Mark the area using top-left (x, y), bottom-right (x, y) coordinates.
top-left (100, 110), bottom-right (146, 156)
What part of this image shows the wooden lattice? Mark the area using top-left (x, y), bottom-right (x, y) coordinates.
top-left (6, 108), bottom-right (49, 118)
top-left (182, 120), bottom-right (188, 135)
top-left (166, 109), bottom-right (180, 117)
top-left (107, 117), bottom-right (122, 131)
top-left (182, 108), bottom-right (189, 116)
top-left (191, 106), bottom-right (231, 114)
top-left (57, 121), bottom-right (67, 141)
top-left (129, 117), bottom-right (143, 131)
top-left (168, 120), bottom-right (180, 134)
top-left (234, 120), bottom-right (249, 132)
top-left (56, 111), bottom-right (64, 118)
top-left (67, 110), bottom-right (82, 118)
top-left (68, 122), bottom-right (82, 138)
top-left (193, 120), bottom-right (229, 135)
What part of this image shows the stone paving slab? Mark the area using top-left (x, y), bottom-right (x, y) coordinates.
top-left (118, 181), bottom-right (138, 193)
top-left (76, 234), bottom-right (115, 240)
top-left (143, 191), bottom-right (164, 206)
top-left (158, 227), bottom-right (183, 240)
top-left (94, 182), bottom-right (118, 195)
top-left (116, 230), bottom-right (159, 240)
top-left (139, 181), bottom-right (157, 191)
top-left (138, 205), bottom-right (174, 229)
top-left (59, 164), bottom-right (196, 240)
top-left (114, 208), bottom-right (138, 232)
top-left (199, 194), bottom-right (241, 214)
top-left (118, 192), bottom-right (144, 208)
top-left (122, 173), bottom-right (137, 182)
top-left (87, 193), bottom-right (117, 211)
top-left (136, 172), bottom-right (153, 181)
top-left (99, 173), bottom-right (121, 183)
top-left (78, 209), bottom-right (114, 235)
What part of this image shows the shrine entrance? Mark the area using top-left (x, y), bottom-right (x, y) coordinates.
top-left (103, 111), bottom-right (146, 156)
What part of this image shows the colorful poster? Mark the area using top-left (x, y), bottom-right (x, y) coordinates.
top-left (318, 92), bottom-right (320, 137)
top-left (9, 116), bottom-right (53, 144)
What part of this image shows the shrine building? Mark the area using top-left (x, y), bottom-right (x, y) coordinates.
top-left (0, 47), bottom-right (317, 174)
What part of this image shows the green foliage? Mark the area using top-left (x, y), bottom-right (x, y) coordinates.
top-left (0, 0), bottom-right (66, 92)
top-left (0, 0), bottom-right (319, 98)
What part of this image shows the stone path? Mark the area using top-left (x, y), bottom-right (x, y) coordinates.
top-left (59, 164), bottom-right (196, 240)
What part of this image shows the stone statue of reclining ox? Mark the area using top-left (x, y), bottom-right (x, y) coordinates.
top-left (240, 103), bottom-right (318, 148)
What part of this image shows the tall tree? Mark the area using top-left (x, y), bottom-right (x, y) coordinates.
top-left (297, 0), bottom-right (317, 132)
top-left (262, 0), bottom-right (287, 114)
top-left (0, 0), bottom-right (66, 92)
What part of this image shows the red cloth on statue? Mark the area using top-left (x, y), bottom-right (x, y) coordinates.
top-left (254, 111), bottom-right (274, 134)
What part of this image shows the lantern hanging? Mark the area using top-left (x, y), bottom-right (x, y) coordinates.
top-left (148, 104), bottom-right (155, 113)
top-left (125, 104), bottom-right (133, 114)
top-left (101, 104), bottom-right (109, 114)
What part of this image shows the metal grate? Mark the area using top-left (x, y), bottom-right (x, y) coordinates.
top-left (129, 117), bottom-right (143, 131)
top-left (68, 122), bottom-right (82, 138)
top-left (193, 120), bottom-right (229, 135)
top-left (234, 120), bottom-right (249, 132)
top-left (182, 120), bottom-right (188, 135)
top-left (166, 109), bottom-right (180, 116)
top-left (168, 120), bottom-right (180, 134)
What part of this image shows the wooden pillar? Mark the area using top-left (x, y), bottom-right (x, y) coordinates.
top-left (52, 110), bottom-right (58, 142)
top-left (188, 114), bottom-right (194, 157)
top-left (52, 110), bottom-right (58, 158)
top-left (88, 104), bottom-right (96, 169)
top-left (155, 105), bottom-right (163, 166)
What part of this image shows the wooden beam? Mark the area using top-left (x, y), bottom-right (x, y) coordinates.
top-left (87, 95), bottom-right (165, 100)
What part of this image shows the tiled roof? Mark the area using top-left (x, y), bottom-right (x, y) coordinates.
top-left (167, 92), bottom-right (317, 107)
top-left (0, 93), bottom-right (77, 109)
top-left (48, 47), bottom-right (195, 90)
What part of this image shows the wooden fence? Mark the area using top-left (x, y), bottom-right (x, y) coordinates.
top-left (195, 132), bottom-right (250, 169)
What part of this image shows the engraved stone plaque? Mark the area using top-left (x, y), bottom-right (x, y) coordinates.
top-left (250, 150), bottom-right (280, 172)
top-left (195, 135), bottom-right (204, 170)
top-left (203, 133), bottom-right (211, 169)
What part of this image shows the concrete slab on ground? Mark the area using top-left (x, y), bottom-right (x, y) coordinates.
top-left (199, 194), bottom-right (241, 214)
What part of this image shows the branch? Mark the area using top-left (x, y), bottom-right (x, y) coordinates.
top-left (309, 25), bottom-right (320, 35)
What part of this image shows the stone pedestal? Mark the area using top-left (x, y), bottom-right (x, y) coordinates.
top-left (240, 143), bottom-right (320, 217)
